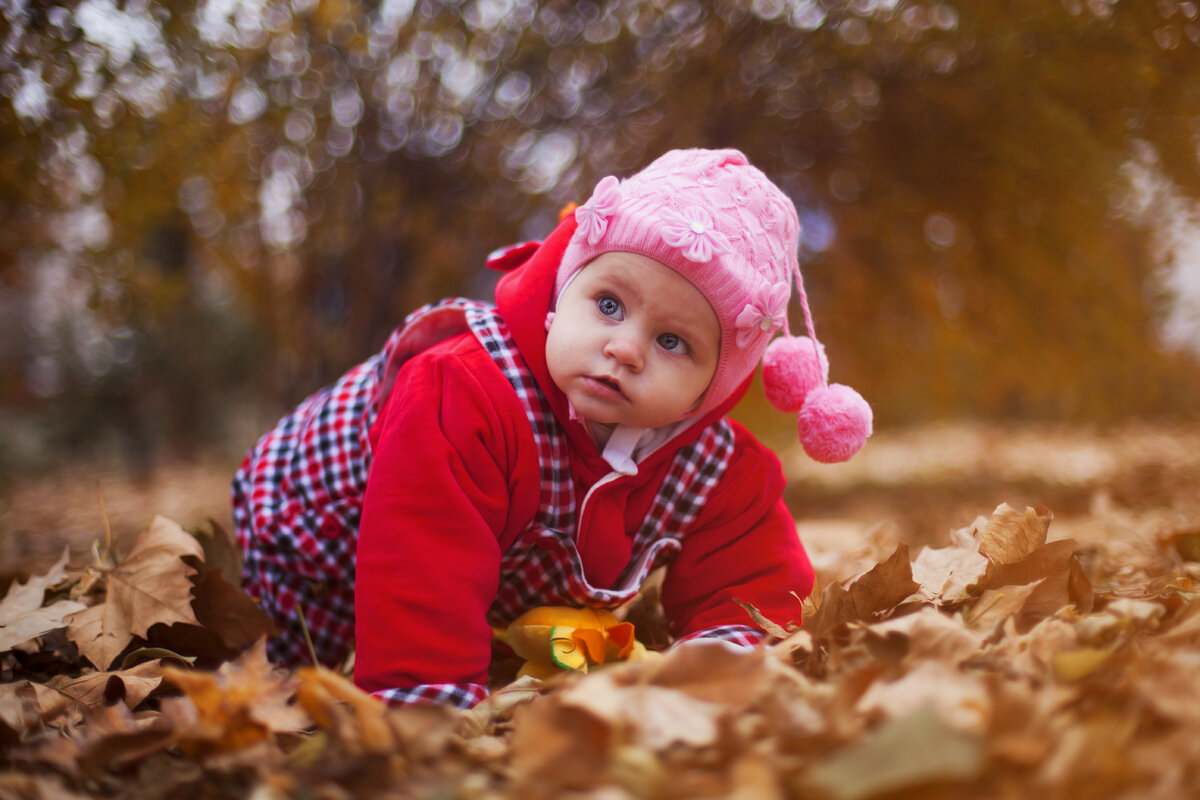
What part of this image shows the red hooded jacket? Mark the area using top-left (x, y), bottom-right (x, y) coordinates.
top-left (353, 217), bottom-right (814, 702)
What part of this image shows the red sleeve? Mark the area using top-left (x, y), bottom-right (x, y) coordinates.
top-left (660, 422), bottom-right (815, 638)
top-left (353, 335), bottom-right (538, 696)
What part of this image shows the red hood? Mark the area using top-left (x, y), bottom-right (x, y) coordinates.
top-left (493, 215), bottom-right (753, 473)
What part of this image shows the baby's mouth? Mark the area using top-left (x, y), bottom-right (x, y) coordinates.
top-left (587, 374), bottom-right (627, 400)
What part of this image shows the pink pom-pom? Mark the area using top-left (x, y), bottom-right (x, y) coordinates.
top-left (761, 336), bottom-right (828, 412)
top-left (798, 384), bottom-right (873, 463)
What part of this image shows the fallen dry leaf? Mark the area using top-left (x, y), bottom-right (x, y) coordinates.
top-left (4, 433), bottom-right (1200, 800)
top-left (0, 548), bottom-right (87, 652)
top-left (464, 674), bottom-right (544, 734)
top-left (728, 753), bottom-right (787, 800)
top-left (294, 665), bottom-right (405, 755)
top-left (508, 694), bottom-right (611, 796)
top-left (990, 538), bottom-right (1095, 621)
top-left (188, 564), bottom-right (279, 651)
top-left (1051, 645), bottom-right (1116, 682)
top-left (0, 679), bottom-right (88, 741)
top-left (47, 659), bottom-right (164, 711)
top-left (978, 503), bottom-right (1052, 565)
top-left (911, 530), bottom-right (991, 605)
top-left (986, 614), bottom-right (1083, 682)
top-left (509, 641), bottom-right (792, 797)
top-left (855, 660), bottom-right (991, 735)
top-left (864, 605), bottom-right (985, 668)
top-left (161, 639), bottom-right (308, 758)
top-left (963, 579), bottom-right (1043, 634)
top-left (564, 677), bottom-right (726, 749)
top-left (190, 519), bottom-right (244, 587)
top-left (632, 637), bottom-right (784, 705)
top-left (804, 704), bottom-right (986, 799)
top-left (65, 516), bottom-right (204, 669)
top-left (59, 700), bottom-right (175, 778)
top-left (803, 543), bottom-right (919, 636)
top-left (735, 597), bottom-right (793, 638)
top-left (1152, 595), bottom-right (1200, 647)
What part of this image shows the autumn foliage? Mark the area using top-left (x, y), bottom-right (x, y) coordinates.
top-left (5, 0), bottom-right (1200, 476)
top-left (2, 493), bottom-right (1200, 799)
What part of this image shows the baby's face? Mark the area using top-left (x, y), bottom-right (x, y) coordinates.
top-left (546, 252), bottom-right (720, 432)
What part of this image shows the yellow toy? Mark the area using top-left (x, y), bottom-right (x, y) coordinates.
top-left (495, 606), bottom-right (656, 680)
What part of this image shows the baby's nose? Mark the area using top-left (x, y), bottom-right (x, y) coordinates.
top-left (603, 333), bottom-right (643, 371)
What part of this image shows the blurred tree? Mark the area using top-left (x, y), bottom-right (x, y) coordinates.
top-left (1, 0), bottom-right (1199, 467)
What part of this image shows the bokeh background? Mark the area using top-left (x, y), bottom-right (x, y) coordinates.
top-left (2, 0), bottom-right (1200, 566)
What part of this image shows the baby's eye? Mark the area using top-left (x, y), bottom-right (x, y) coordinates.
top-left (657, 333), bottom-right (689, 354)
top-left (597, 295), bottom-right (623, 319)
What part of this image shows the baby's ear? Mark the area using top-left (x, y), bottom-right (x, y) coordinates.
top-left (544, 311), bottom-right (556, 332)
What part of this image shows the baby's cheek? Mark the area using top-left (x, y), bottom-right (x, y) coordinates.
top-left (544, 343), bottom-right (563, 383)
top-left (544, 333), bottom-right (574, 391)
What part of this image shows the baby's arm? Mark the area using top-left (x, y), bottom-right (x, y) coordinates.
top-left (660, 421), bottom-right (814, 644)
top-left (354, 337), bottom-right (538, 707)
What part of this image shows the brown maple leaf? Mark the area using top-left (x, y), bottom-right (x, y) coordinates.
top-left (65, 516), bottom-right (204, 670)
top-left (60, 700), bottom-right (174, 778)
top-left (161, 638), bottom-right (309, 758)
top-left (191, 518), bottom-right (244, 587)
top-left (979, 504), bottom-right (1053, 565)
top-left (911, 530), bottom-right (992, 605)
top-left (48, 659), bottom-right (165, 712)
top-left (0, 548), bottom-right (86, 653)
top-left (295, 665), bottom-right (402, 755)
top-left (805, 704), bottom-right (986, 798)
top-left (864, 606), bottom-right (985, 669)
top-left (0, 680), bottom-right (88, 743)
top-left (989, 539), bottom-right (1095, 620)
top-left (187, 561), bottom-right (279, 651)
top-left (964, 580), bottom-right (1044, 633)
top-left (803, 543), bottom-right (920, 636)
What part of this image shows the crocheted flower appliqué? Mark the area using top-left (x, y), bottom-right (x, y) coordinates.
top-left (661, 206), bottom-right (732, 263)
top-left (574, 175), bottom-right (621, 245)
top-left (734, 280), bottom-right (789, 347)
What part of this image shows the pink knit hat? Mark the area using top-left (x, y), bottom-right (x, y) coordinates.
top-left (556, 148), bottom-right (872, 463)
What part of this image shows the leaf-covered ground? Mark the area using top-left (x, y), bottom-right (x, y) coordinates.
top-left (2, 422), bottom-right (1200, 799)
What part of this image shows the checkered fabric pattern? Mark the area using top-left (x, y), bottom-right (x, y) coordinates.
top-left (677, 625), bottom-right (764, 648)
top-left (466, 306), bottom-right (737, 625)
top-left (232, 298), bottom-right (475, 670)
top-left (231, 355), bottom-right (378, 669)
top-left (233, 298), bottom-right (747, 708)
top-left (371, 683), bottom-right (491, 708)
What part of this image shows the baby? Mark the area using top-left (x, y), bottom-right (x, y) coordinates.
top-left (232, 148), bottom-right (871, 707)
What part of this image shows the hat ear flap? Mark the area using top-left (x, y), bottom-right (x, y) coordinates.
top-left (762, 335), bottom-right (828, 413)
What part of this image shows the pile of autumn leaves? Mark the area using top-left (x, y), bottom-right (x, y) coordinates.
top-left (3, 505), bottom-right (1200, 799)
